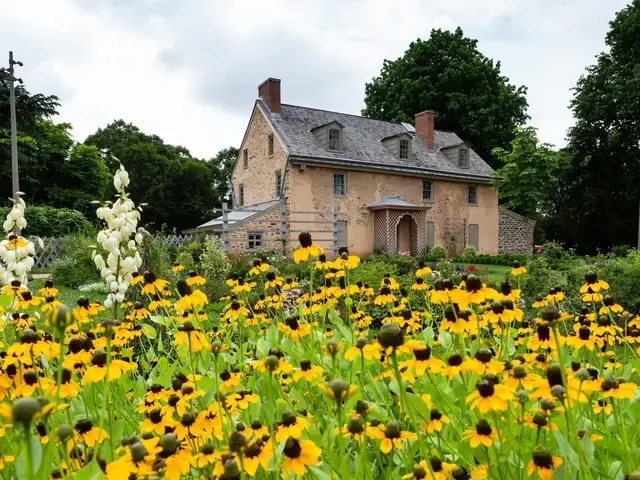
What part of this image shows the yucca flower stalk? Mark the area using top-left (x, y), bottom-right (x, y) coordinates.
top-left (0, 192), bottom-right (37, 287)
top-left (93, 164), bottom-right (144, 318)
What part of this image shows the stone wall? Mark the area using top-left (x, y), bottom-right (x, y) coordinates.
top-left (498, 207), bottom-right (536, 254)
top-left (227, 206), bottom-right (284, 252)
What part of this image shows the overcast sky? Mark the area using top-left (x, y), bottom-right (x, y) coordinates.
top-left (0, 0), bottom-right (628, 159)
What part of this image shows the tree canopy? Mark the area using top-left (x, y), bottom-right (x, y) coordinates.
top-left (208, 147), bottom-right (237, 206)
top-left (551, 0), bottom-right (640, 252)
top-left (362, 27), bottom-right (529, 165)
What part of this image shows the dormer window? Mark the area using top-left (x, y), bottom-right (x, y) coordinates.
top-left (459, 147), bottom-right (469, 168)
top-left (328, 128), bottom-right (341, 151)
top-left (399, 139), bottom-right (410, 159)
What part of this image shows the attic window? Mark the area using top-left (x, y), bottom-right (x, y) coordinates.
top-left (399, 139), bottom-right (410, 159)
top-left (459, 147), bottom-right (469, 168)
top-left (328, 128), bottom-right (341, 151)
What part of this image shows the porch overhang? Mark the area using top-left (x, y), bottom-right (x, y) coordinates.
top-left (367, 195), bottom-right (432, 211)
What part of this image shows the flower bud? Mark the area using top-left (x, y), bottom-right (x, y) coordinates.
top-left (377, 322), bottom-right (404, 349)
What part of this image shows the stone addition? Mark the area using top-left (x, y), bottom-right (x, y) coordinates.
top-left (498, 207), bottom-right (536, 254)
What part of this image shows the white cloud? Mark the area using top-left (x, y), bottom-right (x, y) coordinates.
top-left (0, 0), bottom-right (629, 157)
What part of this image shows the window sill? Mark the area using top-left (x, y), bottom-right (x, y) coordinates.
top-left (422, 199), bottom-right (434, 204)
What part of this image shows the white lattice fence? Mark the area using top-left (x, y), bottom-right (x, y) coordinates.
top-left (30, 234), bottom-right (198, 270)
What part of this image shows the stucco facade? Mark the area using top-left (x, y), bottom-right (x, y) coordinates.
top-left (286, 165), bottom-right (499, 257)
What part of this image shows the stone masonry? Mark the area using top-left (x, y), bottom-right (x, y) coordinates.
top-left (498, 207), bottom-right (536, 254)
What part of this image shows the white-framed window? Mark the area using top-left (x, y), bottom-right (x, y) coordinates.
top-left (238, 184), bottom-right (244, 207)
top-left (333, 172), bottom-right (346, 196)
top-left (275, 170), bottom-right (282, 197)
top-left (268, 134), bottom-right (274, 156)
top-left (328, 128), bottom-right (341, 151)
top-left (468, 185), bottom-right (477, 205)
top-left (459, 147), bottom-right (469, 168)
top-left (248, 232), bottom-right (263, 250)
top-left (469, 224), bottom-right (479, 249)
top-left (399, 139), bottom-right (410, 159)
top-left (243, 149), bottom-right (248, 168)
top-left (422, 180), bottom-right (433, 202)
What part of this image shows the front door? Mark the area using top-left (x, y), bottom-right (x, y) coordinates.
top-left (396, 215), bottom-right (412, 254)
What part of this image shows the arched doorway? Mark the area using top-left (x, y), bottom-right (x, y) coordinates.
top-left (396, 215), bottom-right (413, 254)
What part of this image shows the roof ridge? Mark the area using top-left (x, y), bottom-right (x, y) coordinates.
top-left (279, 103), bottom-right (456, 134)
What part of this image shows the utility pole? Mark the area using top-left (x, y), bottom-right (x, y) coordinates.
top-left (8, 52), bottom-right (23, 199)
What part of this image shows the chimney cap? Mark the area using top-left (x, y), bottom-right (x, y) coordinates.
top-left (415, 110), bottom-right (435, 116)
top-left (258, 77), bottom-right (281, 89)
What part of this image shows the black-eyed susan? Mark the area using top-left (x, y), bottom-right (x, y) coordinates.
top-left (344, 336), bottom-right (382, 361)
top-left (564, 326), bottom-right (597, 351)
top-left (292, 359), bottom-right (324, 383)
top-left (15, 291), bottom-right (43, 310)
top-left (282, 437), bottom-right (321, 477)
top-left (461, 418), bottom-right (498, 448)
top-left (249, 259), bottom-right (271, 276)
top-left (126, 302), bottom-right (150, 321)
top-left (463, 275), bottom-right (499, 305)
top-left (415, 261), bottom-right (432, 278)
top-left (140, 272), bottom-right (169, 296)
top-left (140, 407), bottom-right (177, 435)
top-left (370, 420), bottom-right (417, 453)
top-left (275, 410), bottom-right (310, 442)
top-left (466, 378), bottom-right (513, 413)
top-left (227, 390), bottom-right (259, 410)
top-left (293, 232), bottom-right (324, 264)
top-left (411, 277), bottom-right (428, 291)
top-left (401, 341), bottom-right (445, 376)
top-left (318, 378), bottom-right (357, 403)
top-left (74, 418), bottom-right (109, 447)
top-left (600, 376), bottom-right (637, 399)
top-left (174, 321), bottom-right (210, 353)
top-left (278, 316), bottom-right (312, 342)
top-left (40, 295), bottom-right (62, 314)
top-left (265, 271), bottom-right (283, 289)
top-left (462, 348), bottom-right (503, 376)
top-left (532, 296), bottom-right (548, 308)
top-left (511, 261), bottom-right (527, 276)
top-left (335, 416), bottom-right (367, 442)
top-left (526, 446), bottom-right (562, 480)
top-left (334, 249), bottom-right (360, 270)
top-left (581, 271), bottom-right (609, 294)
top-left (242, 437), bottom-right (273, 476)
top-left (374, 286), bottom-right (395, 306)
top-left (420, 407), bottom-right (451, 434)
top-left (171, 262), bottom-right (185, 272)
top-left (186, 270), bottom-right (206, 286)
top-left (593, 399), bottom-right (612, 415)
top-left (82, 349), bottom-right (137, 384)
top-left (130, 271), bottom-right (144, 286)
top-left (403, 458), bottom-right (455, 480)
top-left (37, 280), bottom-right (58, 297)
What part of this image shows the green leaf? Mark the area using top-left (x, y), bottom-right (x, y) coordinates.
top-left (17, 437), bottom-right (43, 478)
top-left (0, 292), bottom-right (12, 310)
top-left (69, 460), bottom-right (105, 480)
top-left (308, 465), bottom-right (332, 480)
top-left (142, 323), bottom-right (157, 339)
top-left (405, 392), bottom-right (429, 423)
top-left (149, 315), bottom-right (171, 327)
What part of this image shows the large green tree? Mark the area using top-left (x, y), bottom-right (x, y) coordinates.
top-left (84, 120), bottom-right (217, 231)
top-left (493, 127), bottom-right (569, 219)
top-left (554, 1), bottom-right (640, 252)
top-left (362, 27), bottom-right (529, 165)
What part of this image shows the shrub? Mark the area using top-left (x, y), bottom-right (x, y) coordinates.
top-left (429, 246), bottom-right (446, 261)
top-left (611, 244), bottom-right (633, 257)
top-left (519, 257), bottom-right (566, 301)
top-left (0, 205), bottom-right (93, 237)
top-left (140, 236), bottom-right (171, 277)
top-left (174, 251), bottom-right (195, 272)
top-left (461, 246), bottom-right (477, 259)
top-left (51, 235), bottom-right (101, 288)
top-left (181, 240), bottom-right (207, 264)
top-left (200, 236), bottom-right (231, 282)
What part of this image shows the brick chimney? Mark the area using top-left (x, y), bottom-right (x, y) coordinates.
top-left (258, 78), bottom-right (281, 114)
top-left (415, 110), bottom-right (435, 149)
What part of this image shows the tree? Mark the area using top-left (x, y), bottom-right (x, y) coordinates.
top-left (555, 1), bottom-right (640, 252)
top-left (208, 147), bottom-right (238, 205)
top-left (493, 127), bottom-right (569, 219)
top-left (84, 120), bottom-right (217, 231)
top-left (362, 27), bottom-right (528, 165)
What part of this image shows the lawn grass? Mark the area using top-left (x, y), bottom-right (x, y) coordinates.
top-left (29, 278), bottom-right (106, 308)
top-left (458, 263), bottom-right (511, 283)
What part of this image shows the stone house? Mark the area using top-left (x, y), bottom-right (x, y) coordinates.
top-left (193, 78), bottom-right (533, 257)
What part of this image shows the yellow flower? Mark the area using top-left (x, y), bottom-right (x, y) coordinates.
top-left (369, 420), bottom-right (417, 453)
top-left (466, 380), bottom-right (513, 413)
top-left (526, 447), bottom-right (562, 480)
top-left (600, 377), bottom-right (637, 399)
top-left (283, 437), bottom-right (321, 477)
top-left (292, 360), bottom-right (324, 383)
top-left (461, 418), bottom-right (498, 448)
top-left (294, 232), bottom-right (324, 264)
top-left (511, 261), bottom-right (527, 276)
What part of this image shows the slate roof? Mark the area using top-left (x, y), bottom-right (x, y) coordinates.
top-left (368, 195), bottom-right (419, 208)
top-left (194, 199), bottom-right (283, 231)
top-left (263, 102), bottom-right (494, 182)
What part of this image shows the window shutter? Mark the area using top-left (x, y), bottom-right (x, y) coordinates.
top-left (337, 221), bottom-right (348, 247)
top-left (426, 221), bottom-right (435, 248)
top-left (469, 224), bottom-right (479, 249)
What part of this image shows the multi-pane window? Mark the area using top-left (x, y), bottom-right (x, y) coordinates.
top-left (248, 232), bottom-right (263, 250)
top-left (268, 134), bottom-right (274, 156)
top-left (399, 139), bottom-right (410, 159)
top-left (459, 148), bottom-right (469, 168)
top-left (328, 128), bottom-right (341, 151)
top-left (238, 184), bottom-right (244, 207)
top-left (468, 185), bottom-right (477, 205)
top-left (422, 180), bottom-right (433, 202)
top-left (333, 172), bottom-right (346, 196)
top-left (243, 149), bottom-right (248, 168)
top-left (275, 170), bottom-right (282, 197)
